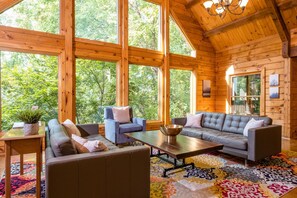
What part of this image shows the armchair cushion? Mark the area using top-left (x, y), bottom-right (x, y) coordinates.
top-left (112, 106), bottom-right (131, 123)
top-left (119, 123), bottom-right (143, 133)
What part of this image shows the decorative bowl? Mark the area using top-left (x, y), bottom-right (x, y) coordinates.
top-left (160, 124), bottom-right (183, 136)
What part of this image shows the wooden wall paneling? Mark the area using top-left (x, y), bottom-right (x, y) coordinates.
top-left (58, 0), bottom-right (75, 122)
top-left (284, 58), bottom-right (291, 137)
top-left (117, 0), bottom-right (129, 106)
top-left (0, 0), bottom-right (22, 13)
top-left (215, 34), bottom-right (295, 137)
top-left (161, 0), bottom-right (170, 124)
top-left (0, 26), bottom-right (64, 55)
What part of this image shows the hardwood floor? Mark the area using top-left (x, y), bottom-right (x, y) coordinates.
top-left (0, 138), bottom-right (297, 197)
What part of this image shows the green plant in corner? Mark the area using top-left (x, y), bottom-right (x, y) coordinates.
top-left (16, 109), bottom-right (43, 124)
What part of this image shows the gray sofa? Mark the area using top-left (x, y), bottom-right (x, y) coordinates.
top-left (45, 119), bottom-right (150, 198)
top-left (172, 112), bottom-right (282, 162)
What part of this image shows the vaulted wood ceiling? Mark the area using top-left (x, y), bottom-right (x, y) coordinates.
top-left (185, 0), bottom-right (297, 53)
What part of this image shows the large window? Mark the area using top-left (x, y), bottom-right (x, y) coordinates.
top-left (129, 65), bottom-right (159, 120)
top-left (0, 0), bottom-right (59, 34)
top-left (169, 17), bottom-right (195, 57)
top-left (76, 0), bottom-right (118, 43)
top-left (170, 69), bottom-right (192, 118)
top-left (129, 0), bottom-right (160, 50)
top-left (76, 59), bottom-right (116, 124)
top-left (231, 74), bottom-right (261, 115)
top-left (0, 51), bottom-right (58, 131)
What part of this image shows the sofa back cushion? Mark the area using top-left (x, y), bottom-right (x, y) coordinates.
top-left (48, 121), bottom-right (77, 157)
top-left (222, 115), bottom-right (272, 134)
top-left (197, 112), bottom-right (226, 131)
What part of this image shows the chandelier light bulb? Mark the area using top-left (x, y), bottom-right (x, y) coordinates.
top-left (225, 0), bottom-right (233, 6)
top-left (216, 6), bottom-right (224, 14)
top-left (213, 0), bottom-right (220, 5)
top-left (240, 0), bottom-right (249, 8)
top-left (203, 1), bottom-right (214, 9)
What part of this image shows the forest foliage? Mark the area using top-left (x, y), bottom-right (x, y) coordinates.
top-left (0, 0), bottom-right (194, 130)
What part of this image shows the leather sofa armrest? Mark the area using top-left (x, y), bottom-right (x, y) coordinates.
top-left (248, 124), bottom-right (282, 161)
top-left (171, 117), bottom-right (187, 126)
top-left (76, 124), bottom-right (99, 137)
top-left (46, 146), bottom-right (150, 198)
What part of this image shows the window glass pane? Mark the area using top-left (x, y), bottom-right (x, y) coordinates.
top-left (248, 74), bottom-right (261, 96)
top-left (129, 65), bottom-right (159, 120)
top-left (76, 0), bottom-right (118, 43)
top-left (170, 69), bottom-right (191, 118)
top-left (0, 52), bottom-right (58, 131)
top-left (76, 59), bottom-right (116, 124)
top-left (232, 76), bottom-right (247, 96)
top-left (169, 17), bottom-right (195, 57)
top-left (0, 0), bottom-right (59, 34)
top-left (129, 0), bottom-right (160, 50)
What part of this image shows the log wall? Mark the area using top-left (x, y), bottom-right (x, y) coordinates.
top-left (215, 34), bottom-right (296, 138)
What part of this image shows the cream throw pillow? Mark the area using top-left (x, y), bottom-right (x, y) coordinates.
top-left (185, 113), bottom-right (203, 128)
top-left (112, 106), bottom-right (130, 123)
top-left (243, 118), bottom-right (264, 136)
top-left (62, 119), bottom-right (81, 137)
top-left (71, 134), bottom-right (108, 153)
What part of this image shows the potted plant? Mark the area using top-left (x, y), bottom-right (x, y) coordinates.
top-left (16, 109), bottom-right (43, 136)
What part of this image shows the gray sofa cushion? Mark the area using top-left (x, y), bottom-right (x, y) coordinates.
top-left (48, 119), bottom-right (59, 133)
top-left (198, 112), bottom-right (226, 131)
top-left (181, 127), bottom-right (219, 139)
top-left (50, 124), bottom-right (77, 157)
top-left (222, 115), bottom-right (272, 134)
top-left (202, 130), bottom-right (248, 150)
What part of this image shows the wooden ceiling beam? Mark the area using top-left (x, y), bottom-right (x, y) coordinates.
top-left (265, 0), bottom-right (291, 58)
top-left (291, 46), bottom-right (297, 57)
top-left (278, 0), bottom-right (297, 10)
top-left (0, 0), bottom-right (22, 14)
top-left (204, 8), bottom-right (272, 38)
top-left (186, 0), bottom-right (200, 9)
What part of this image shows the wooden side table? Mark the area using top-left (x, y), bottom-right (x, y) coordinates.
top-left (1, 122), bottom-right (45, 198)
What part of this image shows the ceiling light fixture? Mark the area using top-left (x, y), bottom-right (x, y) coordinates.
top-left (203, 0), bottom-right (249, 18)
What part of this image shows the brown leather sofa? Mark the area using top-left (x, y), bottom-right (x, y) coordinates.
top-left (45, 119), bottom-right (150, 198)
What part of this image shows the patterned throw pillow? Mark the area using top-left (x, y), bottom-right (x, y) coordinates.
top-left (62, 119), bottom-right (81, 137)
top-left (185, 113), bottom-right (203, 128)
top-left (112, 106), bottom-right (131, 123)
top-left (71, 134), bottom-right (108, 153)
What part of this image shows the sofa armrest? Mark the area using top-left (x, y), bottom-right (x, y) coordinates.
top-left (248, 124), bottom-right (282, 161)
top-left (46, 146), bottom-right (150, 198)
top-left (171, 117), bottom-right (187, 126)
top-left (133, 118), bottom-right (146, 131)
top-left (76, 124), bottom-right (99, 137)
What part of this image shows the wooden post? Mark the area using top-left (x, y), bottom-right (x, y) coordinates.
top-left (117, 0), bottom-right (129, 106)
top-left (161, 0), bottom-right (170, 124)
top-left (58, 0), bottom-right (76, 122)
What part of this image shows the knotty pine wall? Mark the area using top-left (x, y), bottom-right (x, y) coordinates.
top-left (215, 34), bottom-right (297, 138)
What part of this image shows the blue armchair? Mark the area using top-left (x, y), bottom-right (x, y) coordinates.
top-left (104, 106), bottom-right (146, 145)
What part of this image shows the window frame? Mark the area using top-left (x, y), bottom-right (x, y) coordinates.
top-left (230, 72), bottom-right (262, 116)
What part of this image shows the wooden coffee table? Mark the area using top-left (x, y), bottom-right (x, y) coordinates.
top-left (126, 130), bottom-right (223, 177)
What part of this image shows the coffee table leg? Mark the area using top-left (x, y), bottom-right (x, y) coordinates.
top-left (162, 162), bottom-right (195, 177)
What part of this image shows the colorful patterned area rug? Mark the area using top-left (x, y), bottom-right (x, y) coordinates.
top-left (150, 151), bottom-right (297, 198)
top-left (0, 151), bottom-right (297, 197)
top-left (0, 162), bottom-right (45, 198)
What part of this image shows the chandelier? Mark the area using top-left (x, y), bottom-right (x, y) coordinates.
top-left (203, 0), bottom-right (249, 18)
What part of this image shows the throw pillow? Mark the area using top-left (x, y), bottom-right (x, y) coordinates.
top-left (71, 134), bottom-right (108, 153)
top-left (243, 118), bottom-right (264, 136)
top-left (112, 106), bottom-right (131, 123)
top-left (185, 113), bottom-right (203, 128)
top-left (62, 119), bottom-right (81, 137)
